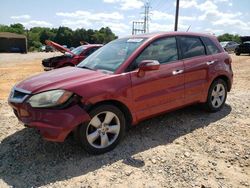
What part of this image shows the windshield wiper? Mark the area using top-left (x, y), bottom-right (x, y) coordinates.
top-left (79, 66), bottom-right (94, 70)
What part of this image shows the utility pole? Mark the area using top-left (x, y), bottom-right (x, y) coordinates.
top-left (143, 2), bottom-right (150, 33)
top-left (132, 1), bottom-right (150, 35)
top-left (132, 21), bottom-right (145, 35)
top-left (174, 0), bottom-right (180, 31)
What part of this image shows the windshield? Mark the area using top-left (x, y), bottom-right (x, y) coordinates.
top-left (66, 46), bottom-right (87, 56)
top-left (77, 38), bottom-right (146, 72)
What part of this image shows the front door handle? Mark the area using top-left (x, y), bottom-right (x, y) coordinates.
top-left (172, 69), bottom-right (184, 75)
top-left (206, 60), bottom-right (215, 65)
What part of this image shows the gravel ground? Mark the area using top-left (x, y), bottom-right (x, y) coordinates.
top-left (0, 53), bottom-right (249, 188)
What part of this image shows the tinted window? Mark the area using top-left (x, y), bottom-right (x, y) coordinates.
top-left (71, 46), bottom-right (87, 55)
top-left (202, 37), bottom-right (221, 55)
top-left (85, 47), bottom-right (99, 56)
top-left (135, 37), bottom-right (178, 65)
top-left (179, 36), bottom-right (206, 59)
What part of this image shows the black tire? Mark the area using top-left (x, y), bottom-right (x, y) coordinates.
top-left (204, 79), bottom-right (227, 112)
top-left (76, 105), bottom-right (126, 154)
top-left (235, 52), bottom-right (240, 56)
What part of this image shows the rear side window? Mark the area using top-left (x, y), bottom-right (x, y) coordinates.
top-left (202, 37), bottom-right (221, 55)
top-left (179, 36), bottom-right (206, 59)
top-left (135, 37), bottom-right (178, 65)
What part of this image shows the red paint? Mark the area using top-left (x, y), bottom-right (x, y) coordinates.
top-left (9, 32), bottom-right (233, 142)
top-left (43, 41), bottom-right (103, 69)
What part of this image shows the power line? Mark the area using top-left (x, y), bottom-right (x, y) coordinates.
top-left (143, 1), bottom-right (150, 33)
top-left (132, 1), bottom-right (151, 35)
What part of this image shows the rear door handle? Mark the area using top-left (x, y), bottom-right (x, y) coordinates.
top-left (206, 60), bottom-right (215, 65)
top-left (172, 69), bottom-right (184, 75)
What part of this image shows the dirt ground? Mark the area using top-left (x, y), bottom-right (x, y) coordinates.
top-left (0, 52), bottom-right (249, 188)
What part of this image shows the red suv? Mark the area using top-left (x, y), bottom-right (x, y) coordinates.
top-left (42, 40), bottom-right (102, 70)
top-left (9, 32), bottom-right (233, 154)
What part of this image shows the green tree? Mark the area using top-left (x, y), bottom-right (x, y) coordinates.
top-left (10, 23), bottom-right (25, 34)
top-left (217, 33), bottom-right (241, 43)
top-left (0, 23), bottom-right (117, 51)
top-left (54, 27), bottom-right (73, 47)
top-left (39, 29), bottom-right (56, 44)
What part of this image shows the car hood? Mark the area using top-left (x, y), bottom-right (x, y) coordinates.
top-left (45, 40), bottom-right (74, 55)
top-left (16, 67), bottom-right (109, 94)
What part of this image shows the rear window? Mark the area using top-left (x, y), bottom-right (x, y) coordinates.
top-left (179, 36), bottom-right (206, 59)
top-left (202, 37), bottom-right (221, 55)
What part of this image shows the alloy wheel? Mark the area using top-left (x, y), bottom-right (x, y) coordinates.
top-left (211, 83), bottom-right (226, 108)
top-left (86, 111), bottom-right (120, 149)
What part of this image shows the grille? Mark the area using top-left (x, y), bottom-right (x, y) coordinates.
top-left (13, 90), bottom-right (27, 100)
top-left (9, 88), bottom-right (30, 103)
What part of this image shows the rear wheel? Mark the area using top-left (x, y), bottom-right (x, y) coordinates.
top-left (76, 105), bottom-right (126, 154)
top-left (204, 79), bottom-right (227, 112)
top-left (235, 52), bottom-right (240, 56)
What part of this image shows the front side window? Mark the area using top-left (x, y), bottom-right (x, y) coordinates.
top-left (134, 37), bottom-right (178, 67)
top-left (77, 38), bottom-right (146, 72)
top-left (179, 36), bottom-right (206, 59)
top-left (202, 37), bottom-right (221, 55)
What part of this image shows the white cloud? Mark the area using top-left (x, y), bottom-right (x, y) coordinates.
top-left (151, 10), bottom-right (195, 22)
top-left (151, 10), bottom-right (174, 21)
top-left (10, 14), bottom-right (31, 20)
top-left (56, 11), bottom-right (124, 21)
top-left (204, 28), bottom-right (224, 34)
top-left (102, 21), bottom-right (129, 33)
top-left (103, 0), bottom-right (144, 10)
top-left (56, 10), bottom-right (128, 34)
top-left (150, 22), bottom-right (189, 32)
top-left (10, 14), bottom-right (52, 28)
top-left (21, 20), bottom-right (53, 28)
top-left (213, 18), bottom-right (250, 31)
top-left (179, 0), bottom-right (198, 8)
top-left (61, 19), bottom-right (91, 27)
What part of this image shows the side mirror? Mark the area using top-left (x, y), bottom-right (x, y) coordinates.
top-left (137, 60), bottom-right (160, 77)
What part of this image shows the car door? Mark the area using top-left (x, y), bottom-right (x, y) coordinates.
top-left (178, 36), bottom-right (216, 104)
top-left (129, 37), bottom-right (185, 120)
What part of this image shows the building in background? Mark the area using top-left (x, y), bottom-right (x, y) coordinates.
top-left (0, 32), bottom-right (27, 53)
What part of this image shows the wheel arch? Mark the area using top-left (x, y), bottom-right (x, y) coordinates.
top-left (87, 100), bottom-right (133, 128)
top-left (212, 75), bottom-right (232, 92)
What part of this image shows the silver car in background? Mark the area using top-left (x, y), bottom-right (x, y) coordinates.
top-left (220, 41), bottom-right (239, 53)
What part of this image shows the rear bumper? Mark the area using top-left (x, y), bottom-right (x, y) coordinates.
top-left (9, 103), bottom-right (90, 142)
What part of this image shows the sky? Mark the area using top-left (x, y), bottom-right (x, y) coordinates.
top-left (1, 0), bottom-right (250, 37)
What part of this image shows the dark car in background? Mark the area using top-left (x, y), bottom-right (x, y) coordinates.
top-left (45, 45), bottom-right (55, 52)
top-left (235, 36), bottom-right (250, 56)
top-left (220, 41), bottom-right (239, 52)
top-left (42, 40), bottom-right (103, 70)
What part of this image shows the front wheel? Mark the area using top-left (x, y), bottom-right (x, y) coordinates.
top-left (76, 105), bottom-right (126, 154)
top-left (204, 79), bottom-right (227, 112)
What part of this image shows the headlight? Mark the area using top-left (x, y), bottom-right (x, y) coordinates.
top-left (28, 90), bottom-right (73, 108)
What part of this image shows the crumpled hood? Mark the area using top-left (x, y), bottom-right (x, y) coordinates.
top-left (45, 40), bottom-right (74, 55)
top-left (16, 67), bottom-right (108, 94)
